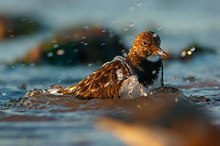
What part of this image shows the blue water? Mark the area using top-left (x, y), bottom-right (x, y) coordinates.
top-left (0, 0), bottom-right (220, 146)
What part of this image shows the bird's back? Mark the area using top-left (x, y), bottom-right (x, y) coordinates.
top-left (64, 56), bottom-right (134, 99)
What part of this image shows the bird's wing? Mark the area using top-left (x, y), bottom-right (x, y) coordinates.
top-left (64, 59), bottom-right (132, 99)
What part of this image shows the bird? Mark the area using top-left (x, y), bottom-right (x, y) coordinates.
top-left (62, 31), bottom-right (168, 99)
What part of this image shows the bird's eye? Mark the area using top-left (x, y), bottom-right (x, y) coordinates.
top-left (142, 41), bottom-right (148, 46)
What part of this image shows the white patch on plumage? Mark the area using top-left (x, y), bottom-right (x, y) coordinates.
top-left (116, 69), bottom-right (124, 81)
top-left (119, 67), bottom-right (162, 99)
top-left (152, 67), bottom-right (162, 87)
top-left (119, 75), bottom-right (148, 99)
top-left (102, 56), bottom-right (125, 67)
top-left (146, 55), bottom-right (160, 62)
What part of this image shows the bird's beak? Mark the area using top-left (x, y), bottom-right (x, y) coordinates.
top-left (153, 46), bottom-right (168, 57)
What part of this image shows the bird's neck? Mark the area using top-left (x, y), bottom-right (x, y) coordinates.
top-left (126, 48), bottom-right (164, 86)
top-left (127, 48), bottom-right (146, 68)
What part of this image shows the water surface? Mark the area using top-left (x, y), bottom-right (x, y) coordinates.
top-left (0, 0), bottom-right (220, 146)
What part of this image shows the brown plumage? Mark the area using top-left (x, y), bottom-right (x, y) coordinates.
top-left (63, 31), bottom-right (168, 99)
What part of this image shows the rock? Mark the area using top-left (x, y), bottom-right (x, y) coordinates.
top-left (0, 15), bottom-right (43, 39)
top-left (14, 25), bottom-right (127, 65)
top-left (97, 97), bottom-right (220, 146)
top-left (164, 43), bottom-right (216, 61)
top-left (148, 86), bottom-right (187, 103)
top-left (178, 43), bottom-right (216, 60)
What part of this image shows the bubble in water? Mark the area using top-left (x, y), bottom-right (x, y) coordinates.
top-left (129, 22), bottom-right (135, 28)
top-left (2, 92), bottom-right (6, 96)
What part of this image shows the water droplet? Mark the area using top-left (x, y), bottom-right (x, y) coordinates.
top-left (53, 44), bottom-right (59, 48)
top-left (129, 6), bottom-right (134, 10)
top-left (100, 42), bottom-right (106, 46)
top-left (153, 33), bottom-right (158, 38)
top-left (124, 28), bottom-right (128, 32)
top-left (190, 47), bottom-right (196, 52)
top-left (137, 1), bottom-right (142, 7)
top-left (129, 22), bottom-right (135, 28)
top-left (175, 97), bottom-right (179, 103)
top-left (187, 50), bottom-right (192, 55)
top-left (137, 104), bottom-right (141, 109)
top-left (73, 49), bottom-right (79, 53)
top-left (84, 26), bottom-right (89, 30)
top-left (121, 49), bottom-right (127, 56)
top-left (71, 43), bottom-right (76, 47)
top-left (181, 51), bottom-right (186, 57)
top-left (8, 29), bottom-right (13, 33)
top-left (2, 92), bottom-right (6, 96)
top-left (157, 26), bottom-right (162, 30)
top-left (81, 36), bottom-right (87, 40)
top-left (143, 93), bottom-right (148, 96)
top-left (47, 52), bottom-right (53, 57)
top-left (56, 49), bottom-right (65, 55)
top-left (88, 63), bottom-right (93, 67)
top-left (172, 76), bottom-right (177, 81)
top-left (110, 20), bottom-right (115, 24)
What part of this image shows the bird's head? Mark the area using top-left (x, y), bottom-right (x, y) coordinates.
top-left (128, 31), bottom-right (168, 62)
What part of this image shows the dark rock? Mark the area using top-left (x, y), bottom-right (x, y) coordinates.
top-left (179, 43), bottom-right (216, 60)
top-left (164, 42), bottom-right (216, 61)
top-left (97, 97), bottom-right (220, 146)
top-left (15, 25), bottom-right (127, 65)
top-left (0, 15), bottom-right (43, 39)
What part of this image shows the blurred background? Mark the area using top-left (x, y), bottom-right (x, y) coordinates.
top-left (0, 1), bottom-right (220, 146)
top-left (0, 0), bottom-right (220, 61)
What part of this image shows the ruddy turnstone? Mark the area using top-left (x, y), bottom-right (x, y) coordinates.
top-left (63, 31), bottom-right (168, 99)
